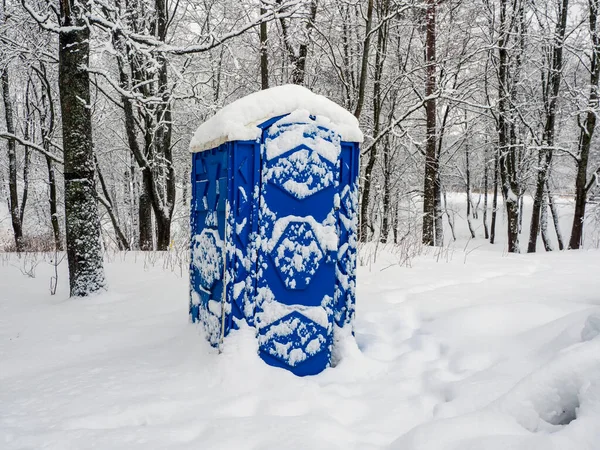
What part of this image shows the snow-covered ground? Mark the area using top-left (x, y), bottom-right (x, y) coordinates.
top-left (1, 193), bottom-right (600, 449)
top-left (1, 242), bottom-right (599, 449)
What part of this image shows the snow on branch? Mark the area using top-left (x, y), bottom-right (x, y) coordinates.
top-left (23, 0), bottom-right (302, 55)
top-left (0, 132), bottom-right (63, 164)
top-left (88, 68), bottom-right (165, 105)
top-left (586, 166), bottom-right (600, 194)
top-left (361, 96), bottom-right (430, 157)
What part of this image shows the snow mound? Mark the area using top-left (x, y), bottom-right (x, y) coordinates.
top-left (496, 337), bottom-right (600, 433)
top-left (390, 311), bottom-right (600, 450)
top-left (189, 85), bottom-right (363, 152)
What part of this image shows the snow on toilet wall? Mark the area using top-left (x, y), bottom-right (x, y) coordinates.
top-left (189, 88), bottom-right (360, 376)
top-left (252, 116), bottom-right (343, 375)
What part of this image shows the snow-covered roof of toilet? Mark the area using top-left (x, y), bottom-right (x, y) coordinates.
top-left (189, 84), bottom-right (363, 153)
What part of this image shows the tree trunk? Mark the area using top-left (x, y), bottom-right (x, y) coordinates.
top-left (294, 0), bottom-right (317, 85)
top-left (1, 68), bottom-right (24, 252)
top-left (360, 155), bottom-right (375, 242)
top-left (465, 140), bottom-right (475, 239)
top-left (434, 174), bottom-right (444, 244)
top-left (392, 204), bottom-right (399, 244)
top-left (139, 180), bottom-right (153, 250)
top-left (340, 5), bottom-right (354, 109)
top-left (156, 213), bottom-right (171, 250)
top-left (518, 193), bottom-right (524, 234)
top-left (381, 136), bottom-right (391, 243)
top-left (483, 149), bottom-right (490, 239)
top-left (528, 150), bottom-right (552, 252)
top-left (443, 188), bottom-right (456, 242)
top-left (59, 1), bottom-right (105, 295)
top-left (116, 52), bottom-right (152, 250)
top-left (20, 83), bottom-right (35, 227)
top-left (490, 149), bottom-right (499, 244)
top-left (422, 0), bottom-right (440, 246)
top-left (19, 148), bottom-right (30, 228)
top-left (376, 0), bottom-right (391, 243)
top-left (95, 155), bottom-right (130, 251)
top-left (277, 0), bottom-right (317, 86)
top-left (540, 187), bottom-right (553, 251)
top-left (497, 0), bottom-right (521, 253)
top-left (569, 129), bottom-right (594, 249)
top-left (505, 196), bottom-right (520, 252)
top-left (569, 0), bottom-right (600, 249)
top-left (547, 180), bottom-right (564, 250)
top-left (528, 0), bottom-right (569, 253)
top-left (354, 0), bottom-right (374, 118)
top-left (32, 61), bottom-right (62, 250)
top-left (46, 156), bottom-right (62, 250)
top-left (114, 25), bottom-right (174, 250)
top-left (360, 0), bottom-right (388, 242)
top-left (260, 6), bottom-right (269, 89)
top-left (155, 0), bottom-right (175, 250)
top-left (125, 160), bottom-right (138, 249)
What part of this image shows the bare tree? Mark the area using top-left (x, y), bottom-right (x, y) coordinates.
top-left (1, 66), bottom-right (24, 251)
top-left (360, 0), bottom-right (389, 242)
top-left (1, 0), bottom-right (24, 251)
top-left (422, 0), bottom-right (441, 246)
top-left (276, 0), bottom-right (317, 85)
top-left (354, 0), bottom-right (374, 118)
top-left (34, 63), bottom-right (63, 250)
top-left (528, 0), bottom-right (569, 253)
top-left (569, 0), bottom-right (600, 249)
top-left (495, 0), bottom-right (525, 253)
top-left (58, 0), bottom-right (105, 295)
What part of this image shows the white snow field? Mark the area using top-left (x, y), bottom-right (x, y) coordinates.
top-left (1, 193), bottom-right (600, 449)
top-left (1, 245), bottom-right (599, 449)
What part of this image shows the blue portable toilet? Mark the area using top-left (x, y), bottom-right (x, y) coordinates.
top-left (189, 85), bottom-right (362, 376)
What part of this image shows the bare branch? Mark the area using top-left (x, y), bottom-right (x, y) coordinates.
top-left (0, 132), bottom-right (63, 164)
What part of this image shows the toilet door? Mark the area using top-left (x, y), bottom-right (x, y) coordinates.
top-left (190, 147), bottom-right (229, 347)
top-left (254, 117), bottom-right (341, 375)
